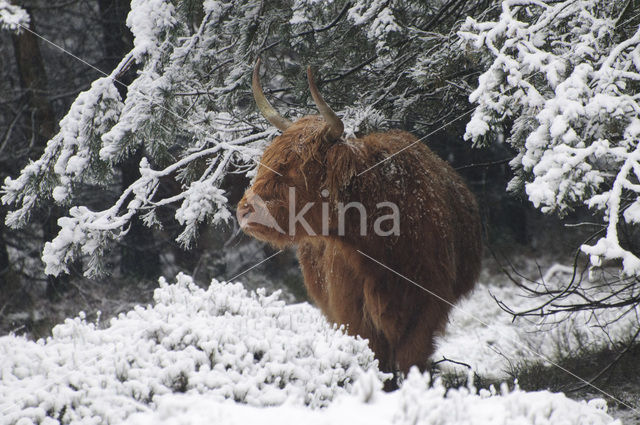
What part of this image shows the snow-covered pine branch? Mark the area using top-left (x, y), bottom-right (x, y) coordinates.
top-left (2, 0), bottom-right (486, 277)
top-left (461, 0), bottom-right (640, 276)
top-left (0, 0), bottom-right (29, 32)
top-left (1, 0), bottom-right (288, 277)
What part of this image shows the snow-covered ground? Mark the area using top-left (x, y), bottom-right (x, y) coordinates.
top-left (0, 270), bottom-right (632, 424)
top-left (436, 263), bottom-right (638, 378)
top-left (125, 373), bottom-right (615, 425)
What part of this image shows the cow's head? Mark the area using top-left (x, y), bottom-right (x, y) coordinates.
top-left (237, 60), bottom-right (347, 247)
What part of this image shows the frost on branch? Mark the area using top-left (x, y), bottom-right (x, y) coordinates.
top-left (3, 77), bottom-right (123, 228)
top-left (0, 0), bottom-right (277, 277)
top-left (461, 0), bottom-right (640, 276)
top-left (347, 0), bottom-right (401, 51)
top-left (1, 0), bottom-right (483, 277)
top-left (0, 0), bottom-right (29, 32)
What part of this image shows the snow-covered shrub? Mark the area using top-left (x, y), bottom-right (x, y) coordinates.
top-left (125, 368), bottom-right (619, 425)
top-left (393, 369), bottom-right (616, 425)
top-left (460, 0), bottom-right (640, 276)
top-left (0, 272), bottom-right (626, 425)
top-left (0, 274), bottom-right (383, 424)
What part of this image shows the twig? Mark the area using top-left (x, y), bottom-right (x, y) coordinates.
top-left (455, 157), bottom-right (512, 171)
top-left (431, 356), bottom-right (473, 370)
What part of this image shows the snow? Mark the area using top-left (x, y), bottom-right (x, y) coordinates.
top-left (0, 271), bottom-right (630, 424)
top-left (461, 0), bottom-right (640, 277)
top-left (126, 373), bottom-right (618, 425)
top-left (2, 76), bottom-right (122, 230)
top-left (0, 0), bottom-right (29, 31)
top-left (126, 0), bottom-right (177, 60)
top-left (0, 274), bottom-right (383, 424)
top-left (174, 154), bottom-right (233, 248)
top-left (347, 0), bottom-right (400, 51)
top-left (435, 264), bottom-right (639, 378)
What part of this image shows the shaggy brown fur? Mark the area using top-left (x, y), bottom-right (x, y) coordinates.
top-left (238, 116), bottom-right (482, 378)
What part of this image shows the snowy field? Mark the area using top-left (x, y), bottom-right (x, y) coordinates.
top-left (0, 268), bottom-right (633, 424)
top-left (2, 0), bottom-right (640, 423)
top-left (436, 263), bottom-right (639, 378)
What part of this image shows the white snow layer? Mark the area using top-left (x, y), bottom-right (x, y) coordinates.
top-left (0, 0), bottom-right (29, 31)
top-left (126, 372), bottom-right (617, 425)
top-left (0, 274), bottom-right (382, 423)
top-left (0, 272), bottom-right (624, 425)
top-left (435, 264), bottom-right (639, 378)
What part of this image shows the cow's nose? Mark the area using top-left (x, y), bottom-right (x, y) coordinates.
top-left (237, 201), bottom-right (254, 225)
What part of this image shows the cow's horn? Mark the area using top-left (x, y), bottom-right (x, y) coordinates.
top-left (307, 66), bottom-right (344, 140)
top-left (252, 59), bottom-right (292, 132)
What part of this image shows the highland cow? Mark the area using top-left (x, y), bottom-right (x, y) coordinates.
top-left (237, 60), bottom-right (482, 383)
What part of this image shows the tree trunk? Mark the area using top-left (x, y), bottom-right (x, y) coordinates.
top-left (11, 9), bottom-right (69, 299)
top-left (0, 213), bottom-right (11, 288)
top-left (119, 151), bottom-right (161, 279)
top-left (11, 13), bottom-right (55, 145)
top-left (98, 0), bottom-right (160, 280)
top-left (98, 0), bottom-right (132, 71)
